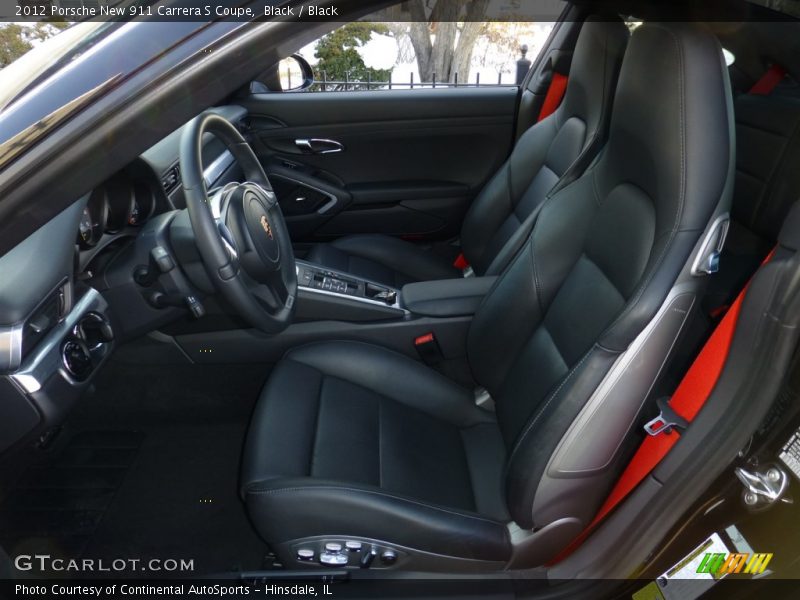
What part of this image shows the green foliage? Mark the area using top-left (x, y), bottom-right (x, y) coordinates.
top-left (0, 24), bottom-right (32, 69)
top-left (0, 22), bottom-right (69, 69)
top-left (314, 22), bottom-right (392, 89)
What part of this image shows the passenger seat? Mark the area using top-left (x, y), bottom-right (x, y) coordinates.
top-left (306, 18), bottom-right (629, 287)
top-left (705, 77), bottom-right (800, 311)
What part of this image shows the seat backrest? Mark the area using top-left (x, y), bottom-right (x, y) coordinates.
top-left (461, 17), bottom-right (629, 277)
top-left (733, 92), bottom-right (800, 244)
top-left (467, 23), bottom-right (734, 540)
top-left (703, 90), bottom-right (800, 310)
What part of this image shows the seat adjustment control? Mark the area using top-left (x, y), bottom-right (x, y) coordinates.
top-left (380, 550), bottom-right (397, 566)
top-left (360, 547), bottom-right (377, 569)
top-left (296, 548), bottom-right (314, 561)
top-left (319, 552), bottom-right (348, 566)
top-left (345, 540), bottom-right (362, 552)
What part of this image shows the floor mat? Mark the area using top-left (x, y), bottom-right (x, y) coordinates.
top-left (80, 423), bottom-right (268, 575)
top-left (0, 362), bottom-right (271, 576)
top-left (0, 430), bottom-right (143, 559)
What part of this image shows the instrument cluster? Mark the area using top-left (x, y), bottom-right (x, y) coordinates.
top-left (78, 172), bottom-right (156, 248)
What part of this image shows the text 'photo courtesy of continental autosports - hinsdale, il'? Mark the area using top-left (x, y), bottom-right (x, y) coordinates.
top-left (3, 1), bottom-right (800, 599)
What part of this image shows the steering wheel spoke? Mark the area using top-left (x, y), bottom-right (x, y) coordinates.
top-left (180, 113), bottom-right (297, 333)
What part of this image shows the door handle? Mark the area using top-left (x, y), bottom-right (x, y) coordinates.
top-left (295, 138), bottom-right (344, 154)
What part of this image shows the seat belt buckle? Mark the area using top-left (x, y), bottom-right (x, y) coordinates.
top-left (414, 332), bottom-right (443, 365)
top-left (453, 253), bottom-right (474, 278)
top-left (644, 397), bottom-right (689, 436)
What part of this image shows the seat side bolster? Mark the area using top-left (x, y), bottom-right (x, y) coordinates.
top-left (243, 477), bottom-right (511, 562)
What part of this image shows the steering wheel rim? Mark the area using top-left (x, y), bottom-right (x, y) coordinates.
top-left (180, 113), bottom-right (297, 333)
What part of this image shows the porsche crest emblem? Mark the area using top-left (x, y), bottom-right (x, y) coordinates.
top-left (260, 214), bottom-right (274, 240)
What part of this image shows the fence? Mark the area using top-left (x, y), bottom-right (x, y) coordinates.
top-left (306, 70), bottom-right (518, 92)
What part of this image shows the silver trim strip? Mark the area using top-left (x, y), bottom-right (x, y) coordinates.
top-left (204, 150), bottom-right (235, 187)
top-left (691, 213), bottom-right (730, 276)
top-left (0, 324), bottom-right (23, 373)
top-left (295, 138), bottom-right (344, 155)
top-left (546, 285), bottom-right (696, 476)
top-left (10, 288), bottom-right (109, 394)
top-left (271, 175), bottom-right (340, 215)
top-left (299, 285), bottom-right (405, 312)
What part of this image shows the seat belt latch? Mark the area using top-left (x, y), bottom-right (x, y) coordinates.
top-left (414, 333), bottom-right (443, 365)
top-left (453, 253), bottom-right (474, 278)
top-left (644, 397), bottom-right (689, 436)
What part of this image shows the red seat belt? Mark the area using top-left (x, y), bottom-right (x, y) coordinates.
top-left (749, 64), bottom-right (787, 95)
top-left (537, 72), bottom-right (569, 122)
top-left (453, 252), bottom-right (469, 270)
top-left (552, 249), bottom-right (776, 563)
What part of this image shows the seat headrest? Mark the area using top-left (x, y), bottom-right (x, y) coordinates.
top-left (596, 22), bottom-right (734, 234)
top-left (558, 16), bottom-right (630, 129)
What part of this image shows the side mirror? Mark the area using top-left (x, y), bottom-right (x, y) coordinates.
top-left (279, 55), bottom-right (314, 91)
top-left (253, 54), bottom-right (315, 93)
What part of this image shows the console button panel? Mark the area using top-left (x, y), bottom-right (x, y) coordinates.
top-left (297, 262), bottom-right (399, 307)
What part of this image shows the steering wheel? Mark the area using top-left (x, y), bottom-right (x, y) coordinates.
top-left (180, 113), bottom-right (296, 333)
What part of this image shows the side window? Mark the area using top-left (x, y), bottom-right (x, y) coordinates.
top-left (271, 1), bottom-right (561, 92)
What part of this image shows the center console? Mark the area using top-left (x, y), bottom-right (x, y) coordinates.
top-left (174, 260), bottom-right (496, 370)
top-left (295, 260), bottom-right (406, 322)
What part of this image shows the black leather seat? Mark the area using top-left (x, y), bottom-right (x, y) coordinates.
top-left (242, 23), bottom-right (734, 571)
top-left (305, 18), bottom-right (629, 287)
top-left (705, 89), bottom-right (800, 311)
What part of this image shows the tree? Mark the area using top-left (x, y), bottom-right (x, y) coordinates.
top-left (314, 22), bottom-right (392, 90)
top-left (0, 25), bottom-right (33, 69)
top-left (386, 0), bottom-right (490, 84)
top-left (0, 22), bottom-right (70, 69)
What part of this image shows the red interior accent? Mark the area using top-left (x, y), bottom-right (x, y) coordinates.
top-left (709, 304), bottom-right (730, 319)
top-left (550, 248), bottom-right (776, 564)
top-left (537, 72), bottom-right (569, 122)
top-left (749, 64), bottom-right (787, 95)
top-left (414, 333), bottom-right (435, 346)
top-left (453, 253), bottom-right (470, 270)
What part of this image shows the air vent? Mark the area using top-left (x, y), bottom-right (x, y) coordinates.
top-left (161, 164), bottom-right (181, 194)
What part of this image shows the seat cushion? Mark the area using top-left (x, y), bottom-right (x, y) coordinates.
top-left (305, 235), bottom-right (460, 287)
top-left (241, 341), bottom-right (510, 562)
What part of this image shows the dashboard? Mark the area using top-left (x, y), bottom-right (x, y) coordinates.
top-left (0, 105), bottom-right (246, 456)
top-left (78, 171), bottom-right (155, 249)
top-left (75, 105), bottom-right (244, 276)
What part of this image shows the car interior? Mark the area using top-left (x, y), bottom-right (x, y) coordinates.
top-left (2, 1), bottom-right (800, 584)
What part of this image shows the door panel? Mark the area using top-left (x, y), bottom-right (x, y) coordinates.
top-left (239, 87), bottom-right (517, 242)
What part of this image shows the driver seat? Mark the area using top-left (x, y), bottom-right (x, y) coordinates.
top-left (241, 23), bottom-right (734, 571)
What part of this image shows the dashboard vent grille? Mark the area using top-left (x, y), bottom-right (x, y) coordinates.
top-left (161, 165), bottom-right (181, 194)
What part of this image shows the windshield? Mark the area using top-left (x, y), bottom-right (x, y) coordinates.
top-left (0, 21), bottom-right (112, 112)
